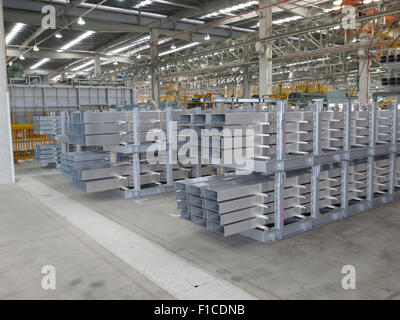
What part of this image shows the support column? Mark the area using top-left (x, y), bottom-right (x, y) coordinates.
top-left (258, 0), bottom-right (273, 97)
top-left (358, 44), bottom-right (370, 104)
top-left (94, 54), bottom-right (101, 78)
top-left (0, 0), bottom-right (15, 184)
top-left (242, 66), bottom-right (251, 98)
top-left (150, 29), bottom-right (160, 109)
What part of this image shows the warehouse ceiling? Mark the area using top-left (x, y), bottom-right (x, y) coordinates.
top-left (3, 0), bottom-right (400, 89)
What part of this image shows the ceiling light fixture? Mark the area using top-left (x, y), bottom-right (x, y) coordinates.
top-left (33, 45), bottom-right (40, 52)
top-left (30, 58), bottom-right (50, 70)
top-left (55, 33), bottom-right (63, 39)
top-left (77, 17), bottom-right (86, 25)
top-left (60, 31), bottom-right (95, 51)
top-left (71, 59), bottom-right (95, 71)
top-left (19, 55), bottom-right (25, 60)
top-left (159, 42), bottom-right (201, 57)
top-left (171, 43), bottom-right (176, 49)
top-left (200, 1), bottom-right (258, 19)
top-left (135, 0), bottom-right (152, 9)
top-left (204, 34), bottom-right (211, 41)
top-left (6, 23), bottom-right (25, 45)
top-left (273, 15), bottom-right (302, 25)
top-left (107, 35), bottom-right (150, 55)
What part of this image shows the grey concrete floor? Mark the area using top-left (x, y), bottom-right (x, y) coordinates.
top-left (1, 161), bottom-right (400, 299)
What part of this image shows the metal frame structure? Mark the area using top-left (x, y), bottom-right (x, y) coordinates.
top-left (176, 97), bottom-right (400, 243)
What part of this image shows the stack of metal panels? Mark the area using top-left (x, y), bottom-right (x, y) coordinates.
top-left (373, 157), bottom-right (390, 197)
top-left (175, 174), bottom-right (271, 236)
top-left (207, 112), bottom-right (277, 163)
top-left (67, 112), bottom-right (129, 146)
top-left (33, 115), bottom-right (62, 136)
top-left (321, 112), bottom-right (344, 151)
top-left (62, 151), bottom-right (109, 177)
top-left (319, 164), bottom-right (342, 212)
top-left (351, 111), bottom-right (369, 148)
top-left (176, 171), bottom-right (320, 237)
top-left (285, 112), bottom-right (313, 155)
top-left (174, 103), bottom-right (400, 242)
top-left (376, 110), bottom-right (392, 145)
top-left (67, 110), bottom-right (198, 195)
top-left (34, 144), bottom-right (62, 164)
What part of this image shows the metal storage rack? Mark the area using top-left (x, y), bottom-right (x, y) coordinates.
top-left (67, 109), bottom-right (200, 198)
top-left (33, 113), bottom-right (69, 166)
top-left (176, 98), bottom-right (400, 243)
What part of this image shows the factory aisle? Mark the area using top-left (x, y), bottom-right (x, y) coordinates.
top-left (1, 162), bottom-right (400, 300)
top-left (0, 166), bottom-right (172, 299)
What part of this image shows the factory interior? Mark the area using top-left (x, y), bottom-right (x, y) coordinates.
top-left (0, 0), bottom-right (400, 302)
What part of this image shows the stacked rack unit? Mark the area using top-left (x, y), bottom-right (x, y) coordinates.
top-left (32, 115), bottom-right (64, 165)
top-left (66, 109), bottom-right (207, 197)
top-left (175, 98), bottom-right (400, 243)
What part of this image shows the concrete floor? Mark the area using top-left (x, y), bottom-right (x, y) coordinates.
top-left (1, 162), bottom-right (400, 300)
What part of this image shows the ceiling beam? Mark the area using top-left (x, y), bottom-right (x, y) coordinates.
top-left (6, 47), bottom-right (131, 63)
top-left (3, 8), bottom-right (229, 44)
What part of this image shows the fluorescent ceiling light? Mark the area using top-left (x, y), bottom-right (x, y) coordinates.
top-left (181, 18), bottom-right (204, 25)
top-left (273, 15), bottom-right (302, 25)
top-left (200, 1), bottom-right (258, 19)
top-left (71, 59), bottom-right (95, 71)
top-left (107, 35), bottom-right (150, 55)
top-left (30, 58), bottom-right (50, 70)
top-left (52, 74), bottom-right (61, 81)
top-left (71, 58), bottom-right (113, 72)
top-left (135, 0), bottom-right (152, 9)
top-left (250, 15), bottom-right (302, 28)
top-left (6, 23), bottom-right (25, 45)
top-left (125, 37), bottom-right (170, 57)
top-left (60, 31), bottom-right (95, 50)
top-left (159, 42), bottom-right (201, 57)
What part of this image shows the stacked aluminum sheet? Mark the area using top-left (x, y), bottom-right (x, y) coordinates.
top-left (321, 112), bottom-right (344, 151)
top-left (285, 112), bottom-right (313, 155)
top-left (351, 111), bottom-right (369, 148)
top-left (373, 157), bottom-right (390, 197)
top-left (176, 171), bottom-right (321, 237)
top-left (34, 144), bottom-right (62, 164)
top-left (33, 115), bottom-right (62, 136)
top-left (61, 151), bottom-right (109, 177)
top-left (67, 112), bottom-right (129, 146)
